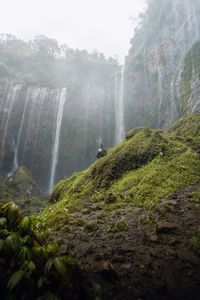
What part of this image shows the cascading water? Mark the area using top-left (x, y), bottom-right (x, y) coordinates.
top-left (0, 77), bottom-right (115, 192)
top-left (49, 88), bottom-right (67, 194)
top-left (115, 66), bottom-right (125, 143)
top-left (9, 88), bottom-right (31, 176)
top-left (0, 84), bottom-right (22, 167)
top-left (21, 88), bottom-right (41, 164)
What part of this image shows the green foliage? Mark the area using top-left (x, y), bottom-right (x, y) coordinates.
top-left (0, 34), bottom-right (118, 88)
top-left (88, 128), bottom-right (168, 189)
top-left (0, 202), bottom-right (94, 300)
top-left (111, 148), bottom-right (200, 207)
top-left (169, 115), bottom-right (200, 138)
top-left (189, 236), bottom-right (200, 255)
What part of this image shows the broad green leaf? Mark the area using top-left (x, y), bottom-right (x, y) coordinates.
top-left (53, 257), bottom-right (66, 275)
top-left (7, 203), bottom-right (20, 225)
top-left (7, 270), bottom-right (24, 291)
top-left (5, 234), bottom-right (22, 253)
top-left (45, 258), bottom-right (53, 273)
top-left (18, 217), bottom-right (31, 233)
top-left (0, 217), bottom-right (7, 229)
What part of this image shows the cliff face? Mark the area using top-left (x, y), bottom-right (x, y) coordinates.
top-left (0, 78), bottom-right (117, 193)
top-left (125, 0), bottom-right (200, 131)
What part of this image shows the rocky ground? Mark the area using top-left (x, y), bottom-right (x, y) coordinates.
top-left (0, 167), bottom-right (47, 215)
top-left (47, 181), bottom-right (200, 300)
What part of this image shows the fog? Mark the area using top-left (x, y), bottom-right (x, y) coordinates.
top-left (0, 0), bottom-right (146, 62)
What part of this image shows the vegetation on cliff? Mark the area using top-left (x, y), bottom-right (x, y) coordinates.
top-left (0, 34), bottom-right (118, 88)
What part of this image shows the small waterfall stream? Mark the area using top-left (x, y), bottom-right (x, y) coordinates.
top-left (49, 88), bottom-right (67, 194)
top-left (115, 66), bottom-right (125, 143)
top-left (0, 84), bottom-right (22, 168)
top-left (9, 88), bottom-right (31, 176)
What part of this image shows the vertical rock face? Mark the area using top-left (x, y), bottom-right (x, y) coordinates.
top-left (125, 0), bottom-right (200, 131)
top-left (0, 79), bottom-right (117, 193)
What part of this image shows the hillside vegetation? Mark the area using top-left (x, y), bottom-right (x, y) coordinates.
top-left (35, 115), bottom-right (200, 232)
top-left (32, 115), bottom-right (200, 299)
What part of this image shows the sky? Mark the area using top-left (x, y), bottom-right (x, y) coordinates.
top-left (0, 0), bottom-right (146, 63)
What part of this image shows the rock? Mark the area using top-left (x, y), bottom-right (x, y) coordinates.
top-left (165, 249), bottom-right (177, 257)
top-left (91, 260), bottom-right (117, 279)
top-left (156, 222), bottom-right (178, 234)
top-left (155, 204), bottom-right (173, 215)
top-left (111, 255), bottom-right (125, 263)
top-left (105, 193), bottom-right (117, 205)
top-left (118, 243), bottom-right (134, 254)
top-left (0, 217), bottom-right (7, 229)
top-left (7, 167), bottom-right (40, 194)
top-left (121, 263), bottom-right (132, 270)
top-left (149, 234), bottom-right (158, 243)
top-left (169, 200), bottom-right (178, 206)
top-left (82, 208), bottom-right (90, 214)
top-left (150, 249), bottom-right (165, 258)
top-left (177, 250), bottom-right (200, 266)
top-left (82, 245), bottom-right (95, 256)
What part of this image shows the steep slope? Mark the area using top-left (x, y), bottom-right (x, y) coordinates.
top-left (35, 115), bottom-right (200, 299)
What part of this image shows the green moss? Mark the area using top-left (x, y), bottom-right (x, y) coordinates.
top-left (110, 148), bottom-right (200, 208)
top-left (189, 236), bottom-right (200, 255)
top-left (169, 115), bottom-right (200, 138)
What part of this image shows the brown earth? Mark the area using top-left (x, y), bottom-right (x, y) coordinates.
top-left (48, 181), bottom-right (200, 300)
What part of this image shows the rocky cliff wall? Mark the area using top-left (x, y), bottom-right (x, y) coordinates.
top-left (125, 0), bottom-right (200, 131)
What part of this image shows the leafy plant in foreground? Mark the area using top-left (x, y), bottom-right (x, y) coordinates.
top-left (0, 202), bottom-right (94, 300)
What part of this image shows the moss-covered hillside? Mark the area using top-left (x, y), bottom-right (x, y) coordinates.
top-left (36, 114), bottom-right (200, 232)
top-left (33, 115), bottom-right (200, 299)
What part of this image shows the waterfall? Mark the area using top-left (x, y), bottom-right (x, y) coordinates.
top-left (157, 64), bottom-right (164, 126)
top-left (115, 66), bottom-right (125, 143)
top-left (9, 88), bottom-right (31, 176)
top-left (21, 88), bottom-right (41, 164)
top-left (49, 88), bottom-right (67, 193)
top-left (0, 84), bottom-right (22, 167)
top-left (30, 88), bottom-right (47, 170)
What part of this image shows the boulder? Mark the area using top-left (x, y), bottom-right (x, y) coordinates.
top-left (156, 222), bottom-right (178, 234)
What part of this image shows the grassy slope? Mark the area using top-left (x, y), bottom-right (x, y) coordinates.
top-left (35, 115), bottom-right (200, 233)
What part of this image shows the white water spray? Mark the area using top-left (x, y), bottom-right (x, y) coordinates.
top-left (9, 88), bottom-right (31, 176)
top-left (115, 66), bottom-right (125, 143)
top-left (0, 84), bottom-right (21, 167)
top-left (49, 88), bottom-right (67, 194)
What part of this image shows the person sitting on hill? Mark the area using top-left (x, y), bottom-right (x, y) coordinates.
top-left (96, 144), bottom-right (107, 159)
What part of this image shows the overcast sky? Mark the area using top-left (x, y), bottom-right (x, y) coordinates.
top-left (0, 0), bottom-right (146, 63)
